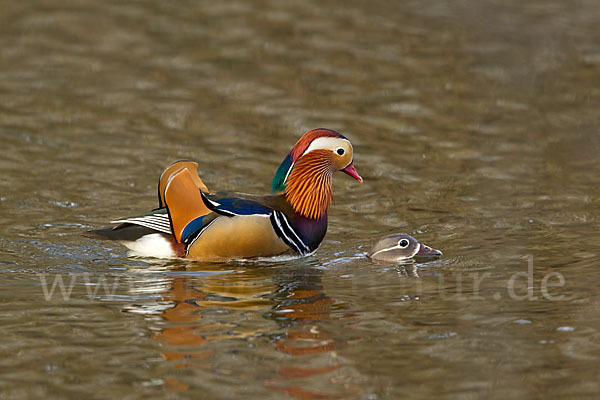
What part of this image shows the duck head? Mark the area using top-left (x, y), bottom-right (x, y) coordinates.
top-left (271, 128), bottom-right (362, 219)
top-left (367, 233), bottom-right (442, 262)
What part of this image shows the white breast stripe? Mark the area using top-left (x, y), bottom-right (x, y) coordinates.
top-left (270, 213), bottom-right (302, 254)
top-left (276, 211), bottom-right (310, 254)
top-left (270, 211), bottom-right (310, 255)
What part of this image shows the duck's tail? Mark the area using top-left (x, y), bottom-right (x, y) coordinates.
top-left (83, 161), bottom-right (212, 258)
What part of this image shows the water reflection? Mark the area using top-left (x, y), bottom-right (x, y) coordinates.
top-left (267, 270), bottom-right (353, 399)
top-left (123, 262), bottom-right (356, 398)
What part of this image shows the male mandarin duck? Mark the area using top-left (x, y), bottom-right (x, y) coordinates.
top-left (84, 128), bottom-right (363, 261)
top-left (367, 233), bottom-right (442, 262)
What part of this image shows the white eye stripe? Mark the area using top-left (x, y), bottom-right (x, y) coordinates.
top-left (300, 137), bottom-right (351, 157)
top-left (282, 137), bottom-right (352, 183)
top-left (369, 242), bottom-right (409, 258)
top-left (411, 243), bottom-right (422, 258)
top-left (368, 239), bottom-right (421, 260)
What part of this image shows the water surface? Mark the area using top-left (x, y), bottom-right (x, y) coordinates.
top-left (1, 0), bottom-right (600, 398)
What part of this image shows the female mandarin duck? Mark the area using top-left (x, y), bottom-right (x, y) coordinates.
top-left (85, 128), bottom-right (363, 261)
top-left (367, 233), bottom-right (442, 262)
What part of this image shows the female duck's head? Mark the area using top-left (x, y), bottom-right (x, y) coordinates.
top-left (368, 233), bottom-right (442, 262)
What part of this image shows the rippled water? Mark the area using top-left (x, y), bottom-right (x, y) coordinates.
top-left (2, 0), bottom-right (600, 398)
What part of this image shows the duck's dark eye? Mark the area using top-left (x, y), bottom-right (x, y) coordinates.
top-left (398, 239), bottom-right (409, 248)
top-left (336, 148), bottom-right (345, 156)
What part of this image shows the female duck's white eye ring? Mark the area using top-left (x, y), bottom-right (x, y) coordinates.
top-left (335, 147), bottom-right (345, 156)
top-left (398, 239), bottom-right (410, 248)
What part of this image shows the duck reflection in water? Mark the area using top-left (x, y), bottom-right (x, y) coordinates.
top-left (263, 269), bottom-right (355, 399)
top-left (127, 262), bottom-right (357, 398)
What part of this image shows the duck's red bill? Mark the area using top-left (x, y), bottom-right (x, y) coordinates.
top-left (417, 243), bottom-right (443, 257)
top-left (342, 162), bottom-right (363, 183)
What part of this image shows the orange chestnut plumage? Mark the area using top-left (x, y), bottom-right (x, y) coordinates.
top-left (285, 150), bottom-right (335, 219)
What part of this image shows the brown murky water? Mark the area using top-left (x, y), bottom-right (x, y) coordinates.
top-left (1, 0), bottom-right (600, 398)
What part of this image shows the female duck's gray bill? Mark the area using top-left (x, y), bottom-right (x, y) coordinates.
top-left (416, 243), bottom-right (443, 257)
